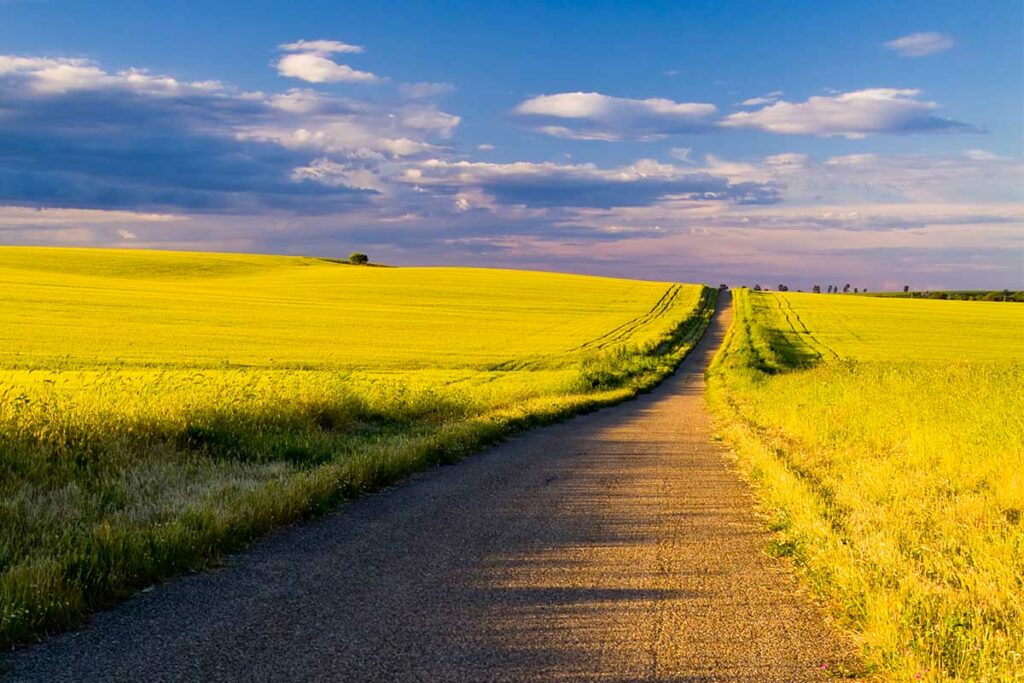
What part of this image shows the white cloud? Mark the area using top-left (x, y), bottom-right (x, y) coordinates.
top-left (699, 154), bottom-right (767, 181)
top-left (739, 90), bottom-right (783, 106)
top-left (240, 125), bottom-right (444, 157)
top-left (400, 107), bottom-right (460, 136)
top-left (291, 155), bottom-right (393, 193)
top-left (0, 55), bottom-right (225, 95)
top-left (762, 152), bottom-right (809, 172)
top-left (693, 150), bottom-right (1023, 205)
top-left (389, 157), bottom-right (778, 208)
top-left (964, 149), bottom-right (1000, 161)
top-left (278, 40), bottom-right (364, 55)
top-left (720, 88), bottom-right (975, 138)
top-left (268, 88), bottom-right (330, 114)
top-left (670, 147), bottom-right (695, 164)
top-left (276, 52), bottom-right (379, 84)
top-left (884, 32), bottom-right (954, 57)
top-left (514, 91), bottom-right (717, 140)
top-left (0, 207), bottom-right (185, 250)
top-left (814, 152), bottom-right (1023, 203)
top-left (275, 38), bottom-right (379, 83)
top-left (238, 78), bottom-right (459, 158)
top-left (533, 124), bottom-right (621, 141)
top-left (242, 98), bottom-right (460, 157)
top-left (398, 81), bottom-right (455, 98)
top-left (0, 207), bottom-right (180, 225)
top-left (476, 143), bottom-right (495, 151)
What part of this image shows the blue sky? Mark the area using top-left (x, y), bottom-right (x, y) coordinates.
top-left (1, 0), bottom-right (1021, 288)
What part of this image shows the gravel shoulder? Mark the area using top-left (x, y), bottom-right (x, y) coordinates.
top-left (3, 292), bottom-right (862, 682)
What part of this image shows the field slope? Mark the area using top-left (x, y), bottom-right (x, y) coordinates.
top-left (708, 289), bottom-right (1024, 681)
top-left (0, 247), bottom-right (715, 646)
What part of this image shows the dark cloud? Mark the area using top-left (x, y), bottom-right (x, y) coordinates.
top-left (400, 160), bottom-right (779, 209)
top-left (477, 172), bottom-right (776, 208)
top-left (0, 56), bottom-right (456, 214)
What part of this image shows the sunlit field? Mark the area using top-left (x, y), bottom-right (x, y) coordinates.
top-left (0, 247), bottom-right (714, 646)
top-left (708, 289), bottom-right (1024, 681)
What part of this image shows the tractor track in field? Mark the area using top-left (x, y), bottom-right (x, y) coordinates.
top-left (3, 291), bottom-right (861, 682)
top-left (576, 283), bottom-right (682, 353)
top-left (775, 293), bottom-right (842, 363)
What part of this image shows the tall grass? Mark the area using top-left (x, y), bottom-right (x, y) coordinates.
top-left (707, 289), bottom-right (1024, 681)
top-left (0, 248), bottom-right (716, 646)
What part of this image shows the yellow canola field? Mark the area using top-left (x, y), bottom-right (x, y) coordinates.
top-left (0, 247), bottom-right (713, 647)
top-left (709, 289), bottom-right (1024, 682)
top-left (754, 290), bottom-right (1024, 363)
top-left (0, 247), bottom-right (696, 369)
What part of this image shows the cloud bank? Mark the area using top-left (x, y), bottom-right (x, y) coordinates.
top-left (0, 53), bottom-right (459, 214)
top-left (514, 92), bottom-right (717, 140)
top-left (514, 88), bottom-right (977, 141)
top-left (721, 88), bottom-right (977, 138)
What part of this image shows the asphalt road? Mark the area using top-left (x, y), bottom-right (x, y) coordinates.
top-left (3, 292), bottom-right (860, 681)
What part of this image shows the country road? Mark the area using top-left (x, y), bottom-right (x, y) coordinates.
top-left (3, 292), bottom-right (860, 682)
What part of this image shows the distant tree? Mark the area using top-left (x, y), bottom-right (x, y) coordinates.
top-left (753, 284), bottom-right (762, 291)
top-left (863, 288), bottom-right (868, 293)
top-left (903, 285), bottom-right (910, 293)
top-left (1004, 289), bottom-right (1012, 302)
top-left (843, 284), bottom-right (851, 293)
top-left (777, 284), bottom-right (786, 292)
top-left (812, 285), bottom-right (821, 294)
top-left (348, 252), bottom-right (369, 265)
top-left (854, 287), bottom-right (859, 293)
top-left (832, 285), bottom-right (838, 294)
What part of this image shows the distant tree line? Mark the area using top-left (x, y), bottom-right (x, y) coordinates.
top-left (748, 283), bottom-right (1022, 302)
top-left (751, 283), bottom-right (866, 293)
top-left (905, 289), bottom-right (1023, 302)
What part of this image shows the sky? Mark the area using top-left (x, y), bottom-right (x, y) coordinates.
top-left (0, 0), bottom-right (1021, 289)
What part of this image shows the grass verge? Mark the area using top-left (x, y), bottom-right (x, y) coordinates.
top-left (1, 286), bottom-right (716, 648)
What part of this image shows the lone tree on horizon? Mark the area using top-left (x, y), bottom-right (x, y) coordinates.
top-left (348, 252), bottom-right (369, 265)
top-left (904, 285), bottom-right (910, 293)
